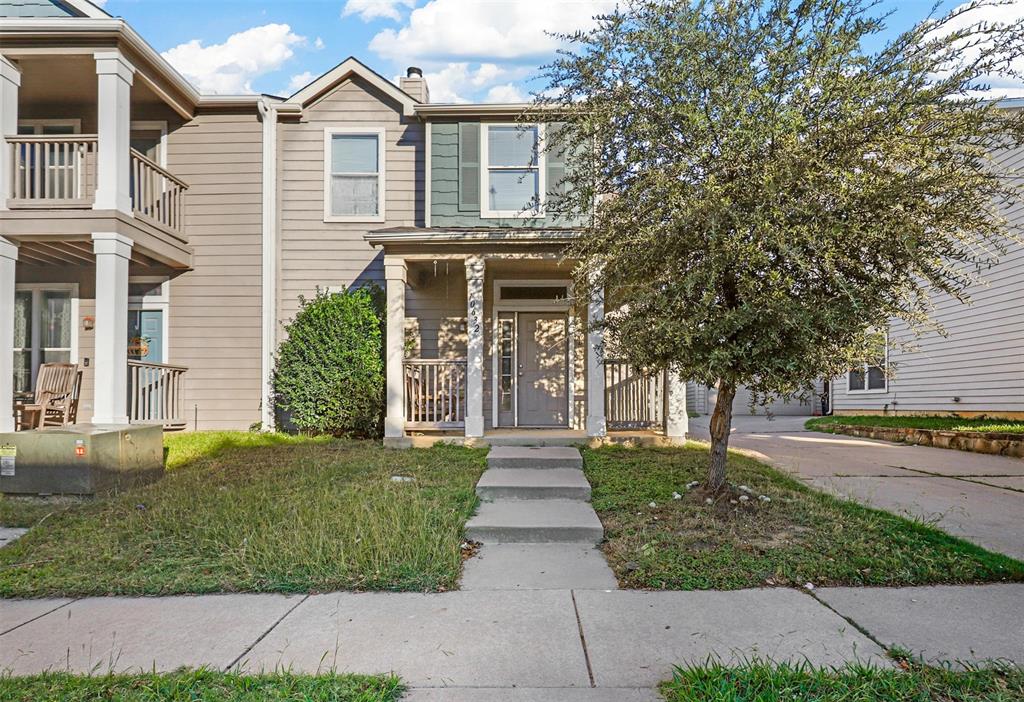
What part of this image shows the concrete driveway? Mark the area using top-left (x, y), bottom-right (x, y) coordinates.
top-left (688, 415), bottom-right (1024, 560)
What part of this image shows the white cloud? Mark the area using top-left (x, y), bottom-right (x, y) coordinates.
top-left (343, 0), bottom-right (415, 22)
top-left (368, 0), bottom-right (615, 63)
top-left (314, 37), bottom-right (325, 50)
top-left (287, 71), bottom-right (316, 94)
top-left (925, 1), bottom-right (1024, 100)
top-left (162, 24), bottom-right (305, 94)
top-left (485, 83), bottom-right (526, 103)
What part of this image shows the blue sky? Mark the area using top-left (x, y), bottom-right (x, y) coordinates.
top-left (94, 0), bottom-right (1019, 102)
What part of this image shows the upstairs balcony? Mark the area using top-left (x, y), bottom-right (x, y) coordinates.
top-left (5, 135), bottom-right (188, 238)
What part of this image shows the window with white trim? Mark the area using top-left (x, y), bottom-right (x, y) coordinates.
top-left (848, 330), bottom-right (888, 393)
top-left (324, 128), bottom-right (385, 222)
top-left (482, 124), bottom-right (543, 218)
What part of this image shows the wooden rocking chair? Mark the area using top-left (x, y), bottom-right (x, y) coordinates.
top-left (15, 362), bottom-right (82, 430)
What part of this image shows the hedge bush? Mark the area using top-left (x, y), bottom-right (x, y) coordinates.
top-left (272, 287), bottom-right (385, 437)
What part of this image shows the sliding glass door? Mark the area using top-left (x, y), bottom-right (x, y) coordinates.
top-left (13, 287), bottom-right (75, 394)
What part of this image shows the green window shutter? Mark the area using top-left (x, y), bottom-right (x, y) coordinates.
top-left (545, 122), bottom-right (567, 214)
top-left (458, 122), bottom-right (480, 212)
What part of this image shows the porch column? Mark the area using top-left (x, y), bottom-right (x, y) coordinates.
top-left (585, 282), bottom-right (607, 437)
top-left (464, 255), bottom-right (485, 438)
top-left (665, 371), bottom-right (689, 442)
top-left (92, 232), bottom-right (133, 425)
top-left (0, 56), bottom-right (20, 211)
top-left (93, 50), bottom-right (134, 213)
top-left (0, 237), bottom-right (17, 433)
top-left (384, 257), bottom-right (407, 440)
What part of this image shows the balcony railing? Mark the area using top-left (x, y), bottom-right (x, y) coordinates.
top-left (127, 360), bottom-right (188, 431)
top-left (130, 148), bottom-right (188, 235)
top-left (605, 360), bottom-right (665, 429)
top-left (4, 136), bottom-right (188, 239)
top-left (404, 358), bottom-right (467, 429)
top-left (6, 134), bottom-right (98, 205)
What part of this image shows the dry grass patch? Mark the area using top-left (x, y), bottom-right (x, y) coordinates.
top-left (583, 444), bottom-right (1024, 590)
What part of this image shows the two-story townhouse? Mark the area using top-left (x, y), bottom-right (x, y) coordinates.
top-left (1, 0), bottom-right (690, 444)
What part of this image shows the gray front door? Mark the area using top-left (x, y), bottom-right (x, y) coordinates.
top-left (516, 312), bottom-right (569, 427)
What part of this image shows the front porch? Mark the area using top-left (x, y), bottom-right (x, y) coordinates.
top-left (367, 230), bottom-right (689, 446)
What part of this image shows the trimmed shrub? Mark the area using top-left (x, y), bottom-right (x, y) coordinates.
top-left (272, 287), bottom-right (385, 437)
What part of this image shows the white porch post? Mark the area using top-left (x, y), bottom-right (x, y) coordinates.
top-left (0, 237), bottom-right (17, 433)
top-left (0, 56), bottom-right (21, 211)
top-left (464, 255), bottom-right (485, 438)
top-left (665, 371), bottom-right (689, 442)
top-left (384, 257), bottom-right (407, 440)
top-left (585, 282), bottom-right (607, 437)
top-left (92, 233), bottom-right (133, 425)
top-left (93, 50), bottom-right (134, 213)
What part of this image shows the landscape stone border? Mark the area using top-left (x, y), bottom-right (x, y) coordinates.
top-left (825, 424), bottom-right (1024, 458)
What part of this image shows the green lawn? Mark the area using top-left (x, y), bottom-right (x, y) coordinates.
top-left (807, 415), bottom-right (1024, 434)
top-left (0, 432), bottom-right (486, 597)
top-left (583, 444), bottom-right (1024, 590)
top-left (661, 661), bottom-right (1024, 702)
top-left (0, 670), bottom-right (402, 702)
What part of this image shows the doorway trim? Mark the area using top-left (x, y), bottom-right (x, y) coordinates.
top-left (128, 276), bottom-right (170, 362)
top-left (490, 279), bottom-right (576, 429)
top-left (130, 120), bottom-right (168, 168)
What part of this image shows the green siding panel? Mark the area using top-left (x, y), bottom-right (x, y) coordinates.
top-left (430, 120), bottom-right (584, 229)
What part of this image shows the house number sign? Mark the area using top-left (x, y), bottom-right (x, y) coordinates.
top-left (468, 297), bottom-right (481, 337)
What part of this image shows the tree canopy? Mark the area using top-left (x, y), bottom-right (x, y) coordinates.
top-left (535, 0), bottom-right (1024, 489)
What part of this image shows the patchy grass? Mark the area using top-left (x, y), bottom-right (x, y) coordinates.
top-left (661, 660), bottom-right (1024, 702)
top-left (0, 432), bottom-right (486, 597)
top-left (583, 444), bottom-right (1024, 590)
top-left (0, 670), bottom-right (402, 702)
top-left (807, 415), bottom-right (1024, 434)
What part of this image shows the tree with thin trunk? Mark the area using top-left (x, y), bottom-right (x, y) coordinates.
top-left (534, 0), bottom-right (1024, 493)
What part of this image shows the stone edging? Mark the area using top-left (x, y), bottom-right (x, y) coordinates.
top-left (825, 424), bottom-right (1024, 458)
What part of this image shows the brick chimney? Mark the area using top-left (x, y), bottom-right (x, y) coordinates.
top-left (400, 66), bottom-right (429, 103)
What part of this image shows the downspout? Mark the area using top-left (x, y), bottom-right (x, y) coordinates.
top-left (258, 96), bottom-right (278, 431)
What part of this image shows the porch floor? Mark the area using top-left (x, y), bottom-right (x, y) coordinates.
top-left (403, 428), bottom-right (681, 449)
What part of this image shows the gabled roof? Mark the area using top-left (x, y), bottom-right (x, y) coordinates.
top-left (284, 56), bottom-right (419, 117)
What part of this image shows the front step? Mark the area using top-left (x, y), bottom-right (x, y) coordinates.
top-left (476, 468), bottom-right (591, 501)
top-left (487, 446), bottom-right (583, 470)
top-left (466, 499), bottom-right (604, 544)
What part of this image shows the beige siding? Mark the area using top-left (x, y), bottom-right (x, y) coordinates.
top-left (165, 109), bottom-right (264, 429)
top-left (277, 77), bottom-right (423, 325)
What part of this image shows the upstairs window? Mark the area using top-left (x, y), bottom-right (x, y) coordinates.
top-left (482, 124), bottom-right (543, 218)
top-left (848, 330), bottom-right (888, 393)
top-left (324, 128), bottom-right (385, 222)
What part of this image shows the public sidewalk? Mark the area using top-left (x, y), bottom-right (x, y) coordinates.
top-left (2, 584), bottom-right (1021, 699)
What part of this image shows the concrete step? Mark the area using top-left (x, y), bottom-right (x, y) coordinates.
top-left (461, 543), bottom-right (618, 590)
top-left (487, 446), bottom-right (583, 470)
top-left (476, 468), bottom-right (591, 501)
top-left (466, 499), bottom-right (604, 544)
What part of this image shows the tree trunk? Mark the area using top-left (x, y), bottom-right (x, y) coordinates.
top-left (707, 379), bottom-right (737, 493)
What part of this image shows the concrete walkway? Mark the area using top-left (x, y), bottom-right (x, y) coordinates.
top-left (1, 584), bottom-right (1021, 698)
top-left (462, 447), bottom-right (617, 591)
top-left (689, 415), bottom-right (1024, 560)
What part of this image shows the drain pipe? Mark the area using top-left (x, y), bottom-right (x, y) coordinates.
top-left (258, 96), bottom-right (278, 431)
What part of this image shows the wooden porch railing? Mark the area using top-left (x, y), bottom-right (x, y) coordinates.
top-left (605, 360), bottom-right (665, 429)
top-left (127, 360), bottom-right (188, 431)
top-left (403, 359), bottom-right (467, 429)
top-left (6, 135), bottom-right (98, 205)
top-left (131, 148), bottom-right (188, 235)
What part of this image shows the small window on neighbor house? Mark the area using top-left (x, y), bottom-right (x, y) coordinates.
top-left (326, 130), bottom-right (384, 220)
top-left (848, 330), bottom-right (888, 392)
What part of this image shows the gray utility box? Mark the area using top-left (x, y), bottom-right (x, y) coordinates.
top-left (0, 424), bottom-right (164, 496)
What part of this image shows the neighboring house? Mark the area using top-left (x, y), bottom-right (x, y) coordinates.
top-left (687, 382), bottom-right (826, 417)
top-left (0, 0), bottom-right (690, 442)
